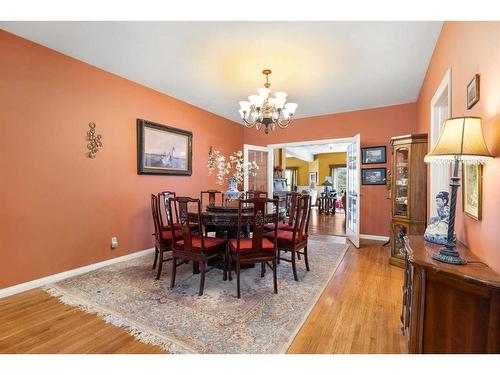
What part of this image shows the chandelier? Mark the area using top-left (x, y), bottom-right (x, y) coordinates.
top-left (238, 69), bottom-right (298, 134)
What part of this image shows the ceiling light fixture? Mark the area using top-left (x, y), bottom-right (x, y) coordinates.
top-left (238, 69), bottom-right (298, 134)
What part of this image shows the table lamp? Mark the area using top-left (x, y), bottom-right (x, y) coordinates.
top-left (424, 116), bottom-right (493, 264)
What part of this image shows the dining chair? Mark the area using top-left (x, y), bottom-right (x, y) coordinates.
top-left (264, 191), bottom-right (299, 232)
top-left (264, 194), bottom-right (311, 281)
top-left (228, 197), bottom-right (279, 299)
top-left (200, 190), bottom-right (224, 208)
top-left (168, 197), bottom-right (227, 296)
top-left (157, 191), bottom-right (198, 238)
top-left (151, 194), bottom-right (183, 280)
top-left (245, 190), bottom-right (268, 199)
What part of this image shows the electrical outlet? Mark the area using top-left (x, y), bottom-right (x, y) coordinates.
top-left (111, 236), bottom-right (118, 249)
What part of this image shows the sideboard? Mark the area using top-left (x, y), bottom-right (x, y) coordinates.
top-left (402, 235), bottom-right (499, 353)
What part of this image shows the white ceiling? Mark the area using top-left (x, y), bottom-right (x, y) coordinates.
top-left (0, 21), bottom-right (442, 122)
top-left (286, 143), bottom-right (349, 162)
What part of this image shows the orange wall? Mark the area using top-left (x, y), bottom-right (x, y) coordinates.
top-left (0, 30), bottom-right (244, 289)
top-left (244, 103), bottom-right (418, 236)
top-left (416, 22), bottom-right (500, 272)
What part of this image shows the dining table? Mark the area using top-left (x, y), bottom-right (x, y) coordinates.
top-left (189, 200), bottom-right (284, 238)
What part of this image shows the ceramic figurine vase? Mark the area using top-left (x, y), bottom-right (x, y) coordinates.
top-left (424, 191), bottom-right (454, 245)
top-left (225, 177), bottom-right (241, 200)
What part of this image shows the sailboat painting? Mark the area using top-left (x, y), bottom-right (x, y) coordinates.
top-left (137, 119), bottom-right (192, 176)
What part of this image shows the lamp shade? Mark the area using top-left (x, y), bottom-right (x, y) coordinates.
top-left (424, 116), bottom-right (493, 164)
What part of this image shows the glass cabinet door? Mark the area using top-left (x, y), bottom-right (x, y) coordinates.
top-left (392, 222), bottom-right (408, 259)
top-left (394, 147), bottom-right (409, 218)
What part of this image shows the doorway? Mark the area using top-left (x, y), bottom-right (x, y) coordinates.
top-left (244, 136), bottom-right (361, 246)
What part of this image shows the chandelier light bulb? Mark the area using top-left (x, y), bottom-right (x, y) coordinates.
top-left (239, 101), bottom-right (251, 112)
top-left (248, 94), bottom-right (264, 108)
top-left (274, 98), bottom-right (286, 109)
top-left (284, 102), bottom-right (298, 115)
top-left (274, 91), bottom-right (287, 100)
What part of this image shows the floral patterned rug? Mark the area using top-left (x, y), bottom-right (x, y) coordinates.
top-left (44, 236), bottom-right (348, 354)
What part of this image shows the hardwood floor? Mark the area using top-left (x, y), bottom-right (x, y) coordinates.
top-left (0, 213), bottom-right (406, 354)
top-left (287, 239), bottom-right (407, 353)
top-left (309, 206), bottom-right (346, 236)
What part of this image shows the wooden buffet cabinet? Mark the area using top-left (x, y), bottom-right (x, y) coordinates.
top-left (402, 235), bottom-right (500, 353)
top-left (389, 134), bottom-right (428, 267)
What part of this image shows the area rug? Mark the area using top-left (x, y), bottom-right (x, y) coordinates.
top-left (44, 236), bottom-right (348, 354)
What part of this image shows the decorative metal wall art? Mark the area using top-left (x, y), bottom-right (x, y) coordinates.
top-left (87, 122), bottom-right (103, 158)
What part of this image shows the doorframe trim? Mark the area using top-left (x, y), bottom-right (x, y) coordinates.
top-left (429, 68), bottom-right (452, 217)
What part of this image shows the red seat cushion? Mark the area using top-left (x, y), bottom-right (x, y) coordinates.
top-left (175, 236), bottom-right (226, 251)
top-left (228, 238), bottom-right (276, 252)
top-left (161, 229), bottom-right (183, 241)
top-left (263, 230), bottom-right (307, 245)
top-left (263, 223), bottom-right (294, 232)
top-left (162, 223), bottom-right (198, 231)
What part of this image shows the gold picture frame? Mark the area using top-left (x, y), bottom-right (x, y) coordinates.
top-left (466, 74), bottom-right (480, 109)
top-left (462, 163), bottom-right (483, 220)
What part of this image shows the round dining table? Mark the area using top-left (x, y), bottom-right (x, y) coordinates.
top-left (188, 201), bottom-right (283, 238)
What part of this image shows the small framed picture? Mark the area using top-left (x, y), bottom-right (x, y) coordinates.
top-left (137, 119), bottom-right (192, 176)
top-left (309, 172), bottom-right (317, 184)
top-left (462, 163), bottom-right (482, 220)
top-left (361, 146), bottom-right (386, 164)
top-left (362, 168), bottom-right (386, 185)
top-left (466, 74), bottom-right (480, 109)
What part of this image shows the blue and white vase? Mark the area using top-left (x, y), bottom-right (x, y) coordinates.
top-left (225, 177), bottom-right (241, 200)
top-left (424, 191), bottom-right (454, 245)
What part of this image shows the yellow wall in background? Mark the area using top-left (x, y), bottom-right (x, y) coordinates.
top-left (285, 157), bottom-right (309, 186)
top-left (316, 152), bottom-right (347, 183)
top-left (285, 152), bottom-right (347, 187)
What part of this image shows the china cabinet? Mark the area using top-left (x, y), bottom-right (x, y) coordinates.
top-left (389, 134), bottom-right (428, 267)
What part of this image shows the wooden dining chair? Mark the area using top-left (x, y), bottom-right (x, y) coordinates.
top-left (264, 194), bottom-right (311, 281)
top-left (200, 190), bottom-right (224, 208)
top-left (168, 197), bottom-right (227, 296)
top-left (157, 191), bottom-right (198, 237)
top-left (151, 194), bottom-right (183, 280)
top-left (228, 197), bottom-right (279, 299)
top-left (264, 191), bottom-right (299, 232)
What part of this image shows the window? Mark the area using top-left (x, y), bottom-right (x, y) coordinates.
top-left (330, 164), bottom-right (347, 194)
top-left (285, 168), bottom-right (298, 191)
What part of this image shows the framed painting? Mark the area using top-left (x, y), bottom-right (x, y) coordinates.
top-left (309, 172), bottom-right (317, 185)
top-left (362, 167), bottom-right (386, 185)
top-left (361, 146), bottom-right (386, 164)
top-left (137, 119), bottom-right (192, 176)
top-left (466, 74), bottom-right (480, 110)
top-left (462, 163), bottom-right (482, 220)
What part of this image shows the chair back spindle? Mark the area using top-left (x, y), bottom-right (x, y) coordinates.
top-left (158, 191), bottom-right (178, 228)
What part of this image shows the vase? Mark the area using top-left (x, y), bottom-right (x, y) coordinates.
top-left (225, 177), bottom-right (241, 200)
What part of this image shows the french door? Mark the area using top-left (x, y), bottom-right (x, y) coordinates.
top-left (243, 144), bottom-right (272, 193)
top-left (346, 134), bottom-right (361, 248)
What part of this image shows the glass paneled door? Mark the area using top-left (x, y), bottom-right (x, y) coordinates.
top-left (346, 134), bottom-right (361, 248)
top-left (243, 144), bottom-right (272, 193)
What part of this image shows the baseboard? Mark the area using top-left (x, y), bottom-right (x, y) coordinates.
top-left (360, 234), bottom-right (390, 242)
top-left (0, 247), bottom-right (155, 299)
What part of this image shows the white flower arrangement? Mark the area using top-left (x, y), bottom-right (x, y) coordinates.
top-left (208, 148), bottom-right (259, 186)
